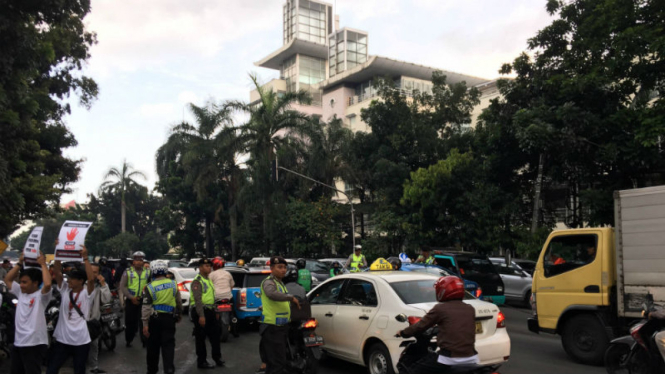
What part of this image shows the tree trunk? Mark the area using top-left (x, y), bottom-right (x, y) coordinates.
top-left (205, 216), bottom-right (213, 258)
top-left (531, 153), bottom-right (545, 233)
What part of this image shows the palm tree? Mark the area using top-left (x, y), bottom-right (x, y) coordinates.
top-left (101, 160), bottom-right (147, 233)
top-left (226, 74), bottom-right (312, 252)
top-left (156, 102), bottom-right (235, 257)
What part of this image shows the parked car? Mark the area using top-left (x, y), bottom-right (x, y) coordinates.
top-left (225, 267), bottom-right (270, 325)
top-left (400, 263), bottom-right (483, 299)
top-left (431, 250), bottom-right (505, 305)
top-left (169, 267), bottom-right (198, 311)
top-left (489, 257), bottom-right (532, 306)
top-left (186, 258), bottom-right (202, 267)
top-left (308, 271), bottom-right (510, 374)
top-left (248, 257), bottom-right (270, 268)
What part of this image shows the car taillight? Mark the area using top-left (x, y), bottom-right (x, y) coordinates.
top-left (177, 281), bottom-right (191, 292)
top-left (630, 322), bottom-right (647, 348)
top-left (475, 288), bottom-right (483, 299)
top-left (239, 289), bottom-right (247, 308)
top-left (496, 311), bottom-right (506, 328)
top-left (302, 319), bottom-right (318, 329)
top-left (407, 316), bottom-right (421, 325)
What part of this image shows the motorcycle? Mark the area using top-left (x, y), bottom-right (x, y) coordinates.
top-left (285, 298), bottom-right (323, 374)
top-left (214, 298), bottom-right (239, 342)
top-left (99, 298), bottom-right (123, 351)
top-left (394, 314), bottom-right (500, 374)
top-left (45, 290), bottom-right (61, 346)
top-left (604, 294), bottom-right (665, 374)
top-left (0, 282), bottom-right (17, 358)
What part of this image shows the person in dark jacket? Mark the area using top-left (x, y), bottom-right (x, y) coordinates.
top-left (397, 276), bottom-right (478, 374)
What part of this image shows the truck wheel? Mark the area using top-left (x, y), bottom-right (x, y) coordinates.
top-left (561, 315), bottom-right (609, 365)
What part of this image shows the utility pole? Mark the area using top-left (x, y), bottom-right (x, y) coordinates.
top-left (275, 166), bottom-right (356, 249)
top-left (531, 153), bottom-right (544, 233)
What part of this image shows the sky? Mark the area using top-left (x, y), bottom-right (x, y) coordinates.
top-left (60, 0), bottom-right (555, 204)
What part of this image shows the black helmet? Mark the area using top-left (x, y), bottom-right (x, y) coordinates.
top-left (284, 269), bottom-right (299, 284)
top-left (295, 258), bottom-right (306, 269)
top-left (387, 257), bottom-right (402, 270)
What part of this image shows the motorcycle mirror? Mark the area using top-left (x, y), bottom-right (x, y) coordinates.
top-left (395, 314), bottom-right (407, 323)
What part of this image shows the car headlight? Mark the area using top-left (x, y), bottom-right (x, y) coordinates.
top-left (497, 286), bottom-right (504, 293)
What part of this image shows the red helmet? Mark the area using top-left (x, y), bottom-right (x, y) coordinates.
top-left (212, 256), bottom-right (225, 270)
top-left (434, 276), bottom-right (465, 302)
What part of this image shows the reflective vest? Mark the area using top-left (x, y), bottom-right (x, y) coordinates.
top-left (147, 278), bottom-right (177, 313)
top-left (297, 269), bottom-right (312, 292)
top-left (190, 274), bottom-right (215, 307)
top-left (260, 276), bottom-right (290, 326)
top-left (350, 254), bottom-right (365, 272)
top-left (127, 268), bottom-right (150, 296)
top-left (424, 256), bottom-right (434, 265)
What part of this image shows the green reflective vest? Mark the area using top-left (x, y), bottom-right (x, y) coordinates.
top-left (147, 278), bottom-right (177, 313)
top-left (260, 276), bottom-right (290, 326)
top-left (127, 267), bottom-right (150, 296)
top-left (350, 254), bottom-right (365, 272)
top-left (297, 269), bottom-right (312, 292)
top-left (190, 274), bottom-right (215, 307)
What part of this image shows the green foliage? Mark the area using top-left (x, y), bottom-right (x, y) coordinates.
top-left (99, 233), bottom-right (140, 258)
top-left (0, 1), bottom-right (98, 236)
top-left (275, 198), bottom-right (343, 257)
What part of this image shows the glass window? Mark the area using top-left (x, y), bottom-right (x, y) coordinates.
top-left (305, 261), bottom-right (329, 273)
top-left (390, 280), bottom-right (474, 305)
top-left (358, 35), bottom-right (367, 44)
top-left (456, 257), bottom-right (497, 276)
top-left (246, 274), bottom-right (268, 288)
top-left (231, 272), bottom-right (245, 288)
top-left (544, 234), bottom-right (598, 277)
top-left (340, 280), bottom-right (378, 307)
top-left (310, 279), bottom-right (345, 305)
top-left (347, 41), bottom-right (357, 52)
top-left (358, 55), bottom-right (366, 64)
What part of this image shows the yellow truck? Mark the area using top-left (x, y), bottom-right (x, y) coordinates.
top-left (527, 185), bottom-right (665, 365)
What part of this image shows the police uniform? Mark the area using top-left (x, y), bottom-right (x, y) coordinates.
top-left (121, 266), bottom-right (151, 346)
top-left (190, 259), bottom-right (222, 368)
top-left (142, 276), bottom-right (182, 374)
top-left (259, 256), bottom-right (296, 374)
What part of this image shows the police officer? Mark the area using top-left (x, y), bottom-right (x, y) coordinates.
top-left (142, 260), bottom-right (182, 374)
top-left (259, 256), bottom-right (301, 374)
top-left (344, 245), bottom-right (367, 272)
top-left (295, 258), bottom-right (312, 292)
top-left (120, 251), bottom-right (151, 347)
top-left (414, 247), bottom-right (435, 265)
top-left (190, 259), bottom-right (223, 369)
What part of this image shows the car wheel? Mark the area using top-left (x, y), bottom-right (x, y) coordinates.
top-left (603, 342), bottom-right (630, 374)
top-left (365, 343), bottom-right (394, 374)
top-left (523, 290), bottom-right (532, 308)
top-left (561, 314), bottom-right (609, 365)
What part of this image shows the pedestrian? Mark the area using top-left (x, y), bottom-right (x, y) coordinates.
top-left (4, 253), bottom-right (52, 374)
top-left (113, 258), bottom-right (128, 289)
top-left (344, 245), bottom-right (367, 272)
top-left (142, 260), bottom-right (182, 374)
top-left (189, 258), bottom-right (224, 369)
top-left (295, 259), bottom-right (312, 292)
top-left (329, 261), bottom-right (342, 277)
top-left (47, 246), bottom-right (97, 374)
top-left (209, 256), bottom-right (234, 302)
top-left (88, 263), bottom-right (112, 374)
top-left (119, 251), bottom-right (150, 347)
top-left (414, 247), bottom-right (435, 265)
top-left (259, 256), bottom-right (301, 374)
top-left (98, 257), bottom-right (114, 288)
top-left (0, 259), bottom-right (12, 280)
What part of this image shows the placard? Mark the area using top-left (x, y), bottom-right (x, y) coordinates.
top-left (54, 221), bottom-right (92, 262)
top-left (23, 226), bottom-right (43, 267)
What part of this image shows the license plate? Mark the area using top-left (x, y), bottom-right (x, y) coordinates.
top-left (304, 335), bottom-right (324, 347)
top-left (101, 314), bottom-right (115, 321)
top-left (475, 321), bottom-right (483, 334)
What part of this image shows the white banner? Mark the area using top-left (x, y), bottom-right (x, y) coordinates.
top-left (23, 226), bottom-right (44, 268)
top-left (54, 221), bottom-right (93, 262)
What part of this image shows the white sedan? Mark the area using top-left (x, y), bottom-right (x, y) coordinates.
top-left (308, 271), bottom-right (510, 374)
top-left (169, 267), bottom-right (198, 311)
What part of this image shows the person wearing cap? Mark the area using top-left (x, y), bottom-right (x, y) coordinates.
top-left (120, 251), bottom-right (151, 347)
top-left (47, 245), bottom-right (96, 374)
top-left (190, 258), bottom-right (223, 369)
top-left (344, 245), bottom-right (368, 272)
top-left (142, 260), bottom-right (183, 374)
top-left (414, 247), bottom-right (435, 265)
top-left (259, 256), bottom-right (301, 374)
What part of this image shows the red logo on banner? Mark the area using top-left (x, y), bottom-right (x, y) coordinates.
top-left (66, 228), bottom-right (79, 241)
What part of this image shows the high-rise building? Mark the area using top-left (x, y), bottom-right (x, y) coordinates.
top-left (251, 0), bottom-right (498, 132)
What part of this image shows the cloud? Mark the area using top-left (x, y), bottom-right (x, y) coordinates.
top-left (178, 90), bottom-right (199, 104)
top-left (139, 103), bottom-right (175, 118)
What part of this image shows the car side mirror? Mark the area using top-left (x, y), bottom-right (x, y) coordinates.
top-left (395, 314), bottom-right (407, 323)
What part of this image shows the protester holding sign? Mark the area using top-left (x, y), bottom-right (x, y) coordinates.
top-left (22, 226), bottom-right (43, 267)
top-left (54, 221), bottom-right (92, 262)
top-left (4, 253), bottom-right (52, 374)
top-left (47, 245), bottom-right (96, 374)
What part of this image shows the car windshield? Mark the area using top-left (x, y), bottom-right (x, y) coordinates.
top-left (456, 257), bottom-right (497, 275)
top-left (409, 266), bottom-right (454, 277)
top-left (247, 273), bottom-right (269, 288)
top-left (306, 261), bottom-right (328, 273)
top-left (176, 269), bottom-right (197, 279)
top-left (390, 280), bottom-right (473, 304)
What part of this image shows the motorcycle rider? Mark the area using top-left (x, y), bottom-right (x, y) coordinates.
top-left (88, 263), bottom-right (113, 374)
top-left (4, 253), bottom-right (52, 374)
top-left (190, 258), bottom-right (224, 369)
top-left (119, 251), bottom-right (151, 347)
top-left (209, 256), bottom-right (234, 302)
top-left (329, 261), bottom-right (342, 277)
top-left (142, 260), bottom-right (182, 374)
top-left (295, 259), bottom-right (312, 292)
top-left (344, 245), bottom-right (367, 272)
top-left (649, 309), bottom-right (665, 363)
top-left (397, 276), bottom-right (478, 374)
top-left (283, 269), bottom-right (307, 300)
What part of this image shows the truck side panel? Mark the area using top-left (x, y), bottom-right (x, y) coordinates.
top-left (615, 186), bottom-right (665, 318)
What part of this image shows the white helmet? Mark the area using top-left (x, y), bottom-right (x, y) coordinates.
top-left (132, 251), bottom-right (146, 260)
top-left (150, 260), bottom-right (168, 276)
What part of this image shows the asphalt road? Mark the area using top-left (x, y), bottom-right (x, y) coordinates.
top-left (0, 303), bottom-right (607, 374)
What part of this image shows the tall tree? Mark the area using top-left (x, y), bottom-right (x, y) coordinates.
top-left (0, 0), bottom-right (98, 237)
top-left (101, 161), bottom-right (147, 233)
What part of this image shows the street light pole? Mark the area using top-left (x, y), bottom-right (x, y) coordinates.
top-left (276, 166), bottom-right (356, 249)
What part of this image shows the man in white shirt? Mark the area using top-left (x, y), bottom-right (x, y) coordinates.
top-left (209, 257), bottom-right (234, 301)
top-left (4, 253), bottom-right (52, 374)
top-left (46, 246), bottom-right (96, 374)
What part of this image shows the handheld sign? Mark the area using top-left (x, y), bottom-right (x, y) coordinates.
top-left (54, 221), bottom-right (92, 262)
top-left (23, 226), bottom-right (44, 267)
